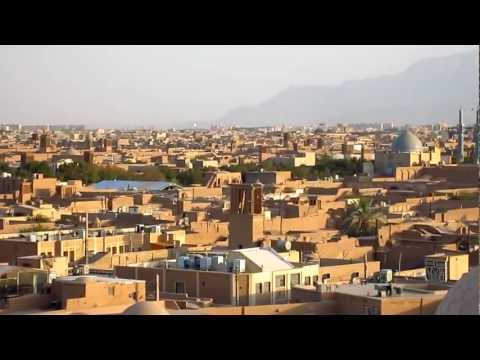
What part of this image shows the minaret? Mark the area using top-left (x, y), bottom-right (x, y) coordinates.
top-left (457, 107), bottom-right (464, 163)
top-left (476, 45), bottom-right (480, 260)
top-left (476, 45), bottom-right (480, 165)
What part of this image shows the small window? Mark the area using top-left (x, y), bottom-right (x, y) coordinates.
top-left (322, 274), bottom-right (331, 282)
top-left (63, 251), bottom-right (68, 257)
top-left (108, 287), bottom-right (115, 296)
top-left (290, 273), bottom-right (300, 287)
top-left (304, 276), bottom-right (311, 286)
top-left (313, 275), bottom-right (319, 284)
top-left (264, 282), bottom-right (271, 293)
top-left (175, 282), bottom-right (185, 294)
top-left (255, 283), bottom-right (263, 294)
top-left (275, 275), bottom-right (286, 288)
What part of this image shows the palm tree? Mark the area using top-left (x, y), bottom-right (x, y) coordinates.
top-left (342, 198), bottom-right (386, 237)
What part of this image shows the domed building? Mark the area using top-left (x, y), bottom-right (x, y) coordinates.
top-left (122, 301), bottom-right (171, 315)
top-left (435, 267), bottom-right (479, 315)
top-left (122, 300), bottom-right (206, 315)
top-left (391, 130), bottom-right (424, 153)
top-left (375, 129), bottom-right (441, 177)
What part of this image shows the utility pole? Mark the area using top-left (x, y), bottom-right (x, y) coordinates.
top-left (457, 107), bottom-right (464, 163)
top-left (363, 253), bottom-right (368, 280)
top-left (235, 270), bottom-right (239, 306)
top-left (16, 272), bottom-right (20, 296)
top-left (84, 212), bottom-right (89, 275)
top-left (32, 274), bottom-right (37, 295)
top-left (398, 252), bottom-right (402, 273)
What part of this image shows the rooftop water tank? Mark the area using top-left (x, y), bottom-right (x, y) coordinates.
top-left (200, 257), bottom-right (212, 271)
top-left (275, 239), bottom-right (292, 252)
top-left (176, 256), bottom-right (190, 269)
top-left (192, 255), bottom-right (203, 269)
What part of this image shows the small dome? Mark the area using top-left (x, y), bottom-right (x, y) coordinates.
top-left (435, 267), bottom-right (479, 315)
top-left (391, 130), bottom-right (424, 153)
top-left (122, 301), bottom-right (171, 315)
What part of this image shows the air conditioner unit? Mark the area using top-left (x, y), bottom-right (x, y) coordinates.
top-left (211, 256), bottom-right (224, 270)
top-left (379, 269), bottom-right (393, 283)
top-left (231, 259), bottom-right (246, 273)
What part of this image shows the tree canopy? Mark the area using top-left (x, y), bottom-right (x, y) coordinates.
top-left (342, 198), bottom-right (386, 237)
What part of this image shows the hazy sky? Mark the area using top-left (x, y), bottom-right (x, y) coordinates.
top-left (0, 45), bottom-right (474, 128)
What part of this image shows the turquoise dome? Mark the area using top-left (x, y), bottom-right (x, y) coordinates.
top-left (391, 130), bottom-right (423, 153)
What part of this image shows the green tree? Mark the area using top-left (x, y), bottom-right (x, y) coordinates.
top-left (0, 162), bottom-right (10, 172)
top-left (20, 224), bottom-right (51, 233)
top-left (292, 165), bottom-right (313, 180)
top-left (177, 168), bottom-right (205, 186)
top-left (342, 198), bottom-right (386, 237)
top-left (32, 214), bottom-right (50, 222)
top-left (15, 161), bottom-right (54, 179)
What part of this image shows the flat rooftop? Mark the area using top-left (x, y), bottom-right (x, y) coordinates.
top-left (53, 275), bottom-right (144, 285)
top-left (0, 233), bottom-right (83, 242)
top-left (335, 283), bottom-right (449, 299)
top-left (0, 265), bottom-right (45, 274)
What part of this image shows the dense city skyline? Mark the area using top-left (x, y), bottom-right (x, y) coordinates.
top-left (0, 44), bottom-right (478, 316)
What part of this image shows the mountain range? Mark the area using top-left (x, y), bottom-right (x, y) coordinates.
top-left (220, 50), bottom-right (478, 127)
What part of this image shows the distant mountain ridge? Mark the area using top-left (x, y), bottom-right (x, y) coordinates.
top-left (220, 51), bottom-right (477, 126)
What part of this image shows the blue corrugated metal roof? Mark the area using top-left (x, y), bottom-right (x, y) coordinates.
top-left (92, 180), bottom-right (181, 191)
